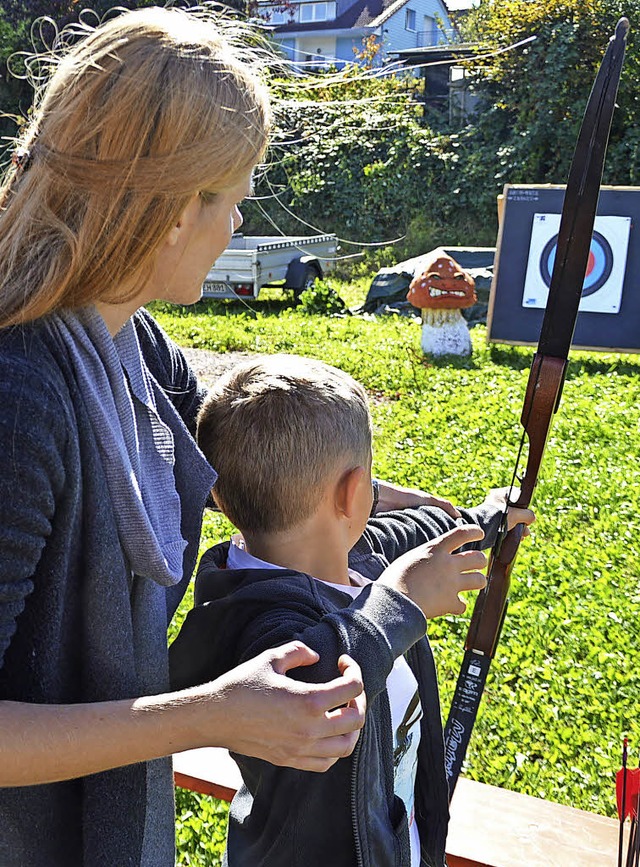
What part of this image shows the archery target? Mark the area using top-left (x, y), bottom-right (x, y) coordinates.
top-left (522, 213), bottom-right (631, 314)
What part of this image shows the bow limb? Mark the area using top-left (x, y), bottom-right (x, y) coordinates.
top-left (443, 18), bottom-right (629, 798)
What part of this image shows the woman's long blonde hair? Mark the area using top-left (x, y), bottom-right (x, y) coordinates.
top-left (0, 6), bottom-right (272, 327)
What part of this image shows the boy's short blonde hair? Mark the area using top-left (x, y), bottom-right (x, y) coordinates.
top-left (197, 354), bottom-right (372, 534)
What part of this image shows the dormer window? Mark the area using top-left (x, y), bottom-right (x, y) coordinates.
top-left (300, 1), bottom-right (336, 22)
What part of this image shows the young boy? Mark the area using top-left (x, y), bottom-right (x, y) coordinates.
top-left (170, 354), bottom-right (534, 867)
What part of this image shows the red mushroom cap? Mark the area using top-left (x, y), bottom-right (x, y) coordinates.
top-left (407, 253), bottom-right (477, 310)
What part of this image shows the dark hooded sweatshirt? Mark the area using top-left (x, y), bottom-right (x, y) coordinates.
top-left (170, 503), bottom-right (502, 867)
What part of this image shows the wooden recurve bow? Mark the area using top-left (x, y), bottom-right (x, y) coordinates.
top-left (443, 17), bottom-right (630, 798)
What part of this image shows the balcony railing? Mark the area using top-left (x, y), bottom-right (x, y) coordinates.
top-left (415, 28), bottom-right (461, 48)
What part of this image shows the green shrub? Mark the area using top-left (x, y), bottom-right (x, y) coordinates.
top-left (297, 278), bottom-right (347, 314)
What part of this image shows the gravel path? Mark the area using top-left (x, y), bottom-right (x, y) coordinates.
top-left (180, 347), bottom-right (263, 388)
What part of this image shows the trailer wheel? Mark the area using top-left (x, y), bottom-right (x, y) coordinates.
top-left (294, 265), bottom-right (320, 300)
top-left (285, 256), bottom-right (323, 300)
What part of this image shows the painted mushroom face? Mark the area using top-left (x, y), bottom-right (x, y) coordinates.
top-left (407, 254), bottom-right (477, 310)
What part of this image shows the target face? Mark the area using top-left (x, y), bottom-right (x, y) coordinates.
top-left (522, 214), bottom-right (631, 314)
top-left (539, 230), bottom-right (613, 296)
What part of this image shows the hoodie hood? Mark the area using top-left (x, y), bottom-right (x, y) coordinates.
top-left (169, 540), bottom-right (356, 691)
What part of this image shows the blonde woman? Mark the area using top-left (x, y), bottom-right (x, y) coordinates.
top-left (0, 7), bottom-right (457, 864)
top-left (0, 9), bottom-right (368, 865)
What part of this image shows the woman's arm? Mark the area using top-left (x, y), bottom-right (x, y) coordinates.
top-left (0, 642), bottom-right (365, 786)
top-left (373, 479), bottom-right (461, 517)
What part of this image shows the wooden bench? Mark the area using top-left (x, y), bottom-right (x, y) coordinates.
top-left (174, 746), bottom-right (242, 803)
top-left (174, 748), bottom-right (625, 866)
top-left (446, 776), bottom-right (624, 866)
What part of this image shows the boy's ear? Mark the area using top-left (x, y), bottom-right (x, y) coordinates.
top-left (335, 465), bottom-right (367, 518)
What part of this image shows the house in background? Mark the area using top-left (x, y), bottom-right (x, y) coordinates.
top-left (389, 38), bottom-right (480, 123)
top-left (257, 0), bottom-right (457, 69)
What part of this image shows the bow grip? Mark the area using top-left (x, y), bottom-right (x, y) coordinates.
top-left (465, 525), bottom-right (523, 657)
top-left (517, 353), bottom-right (568, 507)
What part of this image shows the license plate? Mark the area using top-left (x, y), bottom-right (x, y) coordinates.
top-left (202, 281), bottom-right (230, 295)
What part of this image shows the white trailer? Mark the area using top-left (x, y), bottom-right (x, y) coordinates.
top-left (201, 234), bottom-right (338, 300)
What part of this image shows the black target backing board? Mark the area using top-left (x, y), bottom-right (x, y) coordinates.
top-left (487, 184), bottom-right (640, 353)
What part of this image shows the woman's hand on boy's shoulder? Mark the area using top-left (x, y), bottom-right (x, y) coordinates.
top-left (189, 643), bottom-right (366, 772)
top-left (374, 479), bottom-right (461, 518)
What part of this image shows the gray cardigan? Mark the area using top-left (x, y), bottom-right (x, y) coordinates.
top-left (0, 310), bottom-right (207, 867)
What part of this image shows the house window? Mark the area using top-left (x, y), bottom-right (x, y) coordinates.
top-left (300, 2), bottom-right (336, 22)
top-left (405, 8), bottom-right (416, 31)
top-left (263, 5), bottom-right (294, 24)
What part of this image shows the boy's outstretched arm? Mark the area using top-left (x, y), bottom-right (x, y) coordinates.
top-left (353, 487), bottom-right (535, 570)
top-left (379, 525), bottom-right (489, 619)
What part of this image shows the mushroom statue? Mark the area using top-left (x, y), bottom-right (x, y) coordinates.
top-left (407, 249), bottom-right (477, 357)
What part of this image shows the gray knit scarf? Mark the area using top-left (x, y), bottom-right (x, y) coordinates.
top-left (47, 305), bottom-right (214, 587)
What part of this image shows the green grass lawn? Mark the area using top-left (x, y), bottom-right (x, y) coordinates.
top-left (156, 280), bottom-right (640, 865)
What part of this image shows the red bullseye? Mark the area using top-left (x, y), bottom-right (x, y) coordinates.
top-left (586, 249), bottom-right (595, 276)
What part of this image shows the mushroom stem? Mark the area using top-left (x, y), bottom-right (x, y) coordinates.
top-left (421, 308), bottom-right (466, 327)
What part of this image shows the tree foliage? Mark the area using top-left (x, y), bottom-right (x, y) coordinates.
top-left (245, 0), bottom-right (640, 264)
top-left (244, 68), bottom-right (494, 264)
top-left (458, 0), bottom-right (640, 189)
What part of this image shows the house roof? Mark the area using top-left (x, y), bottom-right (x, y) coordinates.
top-left (389, 42), bottom-right (479, 64)
top-left (369, 0), bottom-right (411, 28)
top-left (273, 0), bottom-right (409, 34)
